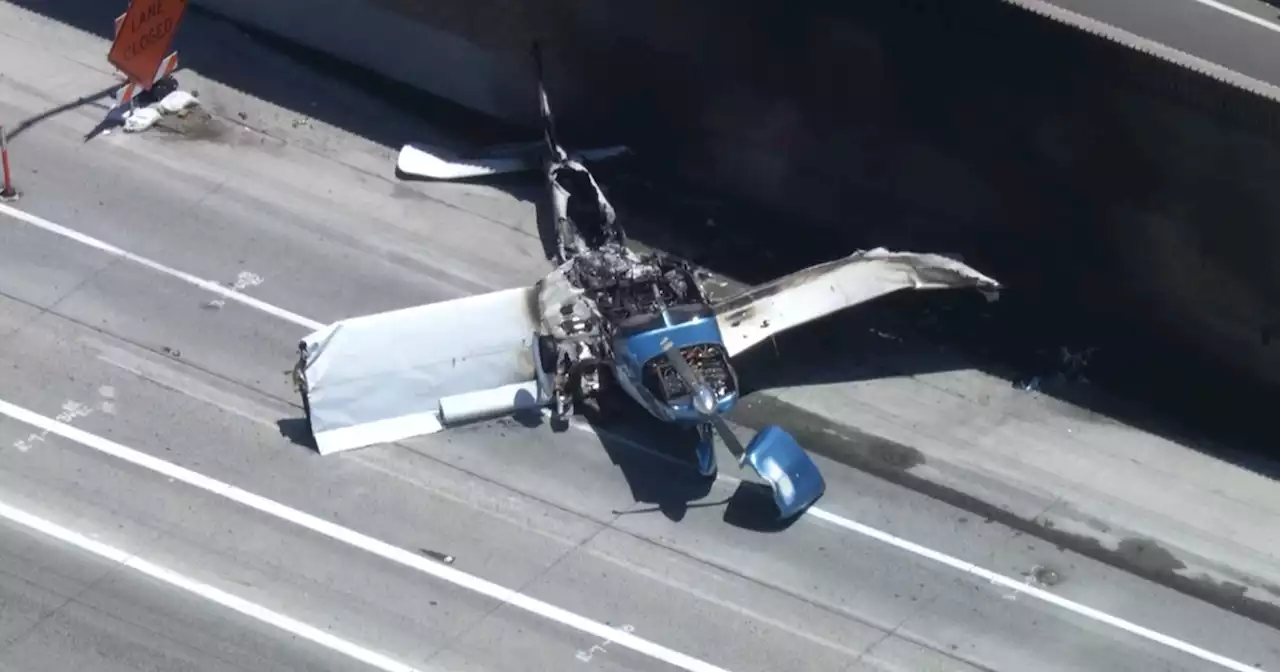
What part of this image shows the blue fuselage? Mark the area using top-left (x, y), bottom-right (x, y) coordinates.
top-left (609, 304), bottom-right (738, 425)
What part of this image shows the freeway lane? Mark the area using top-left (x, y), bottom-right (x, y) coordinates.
top-left (0, 507), bottom-right (395, 672)
top-left (1, 7), bottom-right (1278, 672)
top-left (1016, 0), bottom-right (1280, 89)
top-left (2, 227), bottom-right (1273, 672)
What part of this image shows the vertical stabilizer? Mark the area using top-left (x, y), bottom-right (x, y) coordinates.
top-left (531, 42), bottom-right (567, 162)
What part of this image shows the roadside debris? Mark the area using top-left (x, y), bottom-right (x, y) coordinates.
top-left (1025, 564), bottom-right (1063, 587)
top-left (1016, 345), bottom-right (1098, 392)
top-left (122, 107), bottom-right (162, 133)
top-left (202, 271), bottom-right (264, 310)
top-left (159, 90), bottom-right (198, 115)
top-left (418, 549), bottom-right (455, 564)
top-left (999, 563), bottom-right (1064, 601)
top-left (122, 90), bottom-right (201, 134)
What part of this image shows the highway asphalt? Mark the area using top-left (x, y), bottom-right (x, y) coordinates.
top-left (1027, 0), bottom-right (1280, 87)
top-left (0, 6), bottom-right (1278, 672)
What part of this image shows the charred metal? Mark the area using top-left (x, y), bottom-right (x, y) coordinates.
top-left (535, 174), bottom-right (720, 419)
top-left (643, 343), bottom-right (734, 402)
top-left (532, 94), bottom-right (724, 421)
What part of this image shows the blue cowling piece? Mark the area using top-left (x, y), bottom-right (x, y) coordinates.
top-left (740, 425), bottom-right (826, 519)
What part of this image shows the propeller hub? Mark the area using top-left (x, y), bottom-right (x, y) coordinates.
top-left (691, 384), bottom-right (717, 416)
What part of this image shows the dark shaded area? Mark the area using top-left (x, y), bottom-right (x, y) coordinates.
top-left (721, 481), bottom-right (805, 533)
top-left (276, 417), bottom-right (315, 450)
top-left (592, 423), bottom-right (717, 523)
top-left (574, 395), bottom-right (728, 524)
top-left (533, 0), bottom-right (1280, 480)
top-left (4, 83), bottom-right (119, 142)
top-left (564, 395), bottom-right (804, 530)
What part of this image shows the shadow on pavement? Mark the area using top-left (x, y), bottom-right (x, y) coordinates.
top-left (11, 0), bottom-right (1279, 486)
top-left (275, 417), bottom-right (315, 451)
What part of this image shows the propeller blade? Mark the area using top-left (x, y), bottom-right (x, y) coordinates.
top-left (708, 413), bottom-right (748, 462)
top-left (659, 337), bottom-right (750, 465)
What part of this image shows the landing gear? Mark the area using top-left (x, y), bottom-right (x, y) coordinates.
top-left (694, 422), bottom-right (718, 479)
top-left (537, 334), bottom-right (573, 431)
top-left (549, 390), bottom-right (572, 431)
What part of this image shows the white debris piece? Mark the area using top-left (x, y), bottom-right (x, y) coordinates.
top-left (159, 90), bottom-right (199, 114)
top-left (122, 107), bottom-right (162, 133)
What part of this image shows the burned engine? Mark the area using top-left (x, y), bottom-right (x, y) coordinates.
top-left (534, 125), bottom-right (731, 420)
top-left (565, 244), bottom-right (708, 325)
top-left (534, 238), bottom-right (731, 417)
top-left (641, 342), bottom-right (734, 402)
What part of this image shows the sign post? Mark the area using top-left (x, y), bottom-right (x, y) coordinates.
top-left (107, 0), bottom-right (188, 105)
top-left (0, 124), bottom-right (17, 201)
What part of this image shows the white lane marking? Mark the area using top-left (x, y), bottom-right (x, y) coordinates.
top-left (0, 497), bottom-right (424, 672)
top-left (12, 399), bottom-right (95, 452)
top-left (577, 624), bottom-right (636, 663)
top-left (1191, 0), bottom-right (1280, 33)
top-left (0, 201), bottom-right (1262, 672)
top-left (0, 203), bottom-right (323, 331)
top-left (801, 507), bottom-right (1259, 672)
top-left (571, 413), bottom-right (1267, 671)
top-left (0, 397), bottom-right (731, 672)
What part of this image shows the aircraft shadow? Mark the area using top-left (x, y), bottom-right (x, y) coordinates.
top-left (573, 399), bottom-right (801, 532)
top-left (276, 416), bottom-right (316, 451)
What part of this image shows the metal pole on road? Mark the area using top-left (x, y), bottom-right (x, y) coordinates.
top-left (0, 125), bottom-right (18, 202)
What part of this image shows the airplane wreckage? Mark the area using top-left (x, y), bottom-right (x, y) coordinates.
top-left (292, 45), bottom-right (1001, 520)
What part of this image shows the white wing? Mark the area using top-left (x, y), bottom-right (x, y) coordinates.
top-left (296, 286), bottom-right (547, 455)
top-left (397, 142), bottom-right (631, 180)
top-left (712, 247), bottom-right (1001, 359)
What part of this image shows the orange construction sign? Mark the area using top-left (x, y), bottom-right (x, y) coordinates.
top-left (107, 0), bottom-right (189, 87)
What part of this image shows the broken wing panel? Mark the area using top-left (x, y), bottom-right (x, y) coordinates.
top-left (713, 248), bottom-right (1001, 359)
top-left (298, 287), bottom-right (543, 455)
top-left (398, 142), bottom-right (544, 180)
top-left (397, 142), bottom-right (630, 180)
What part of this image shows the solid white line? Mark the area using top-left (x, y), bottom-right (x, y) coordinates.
top-left (1191, 0), bottom-right (1280, 33)
top-left (570, 421), bottom-right (1245, 668)
top-left (800, 507), bottom-right (1259, 672)
top-left (0, 201), bottom-right (1260, 671)
top-left (0, 397), bottom-right (731, 672)
top-left (0, 497), bottom-right (424, 672)
top-left (0, 202), bottom-right (324, 331)
top-left (589, 415), bottom-right (1261, 671)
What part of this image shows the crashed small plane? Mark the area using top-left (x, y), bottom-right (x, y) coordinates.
top-left (292, 44), bottom-right (1001, 520)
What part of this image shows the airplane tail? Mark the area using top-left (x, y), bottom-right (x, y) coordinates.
top-left (395, 41), bottom-right (628, 181)
top-left (531, 41), bottom-right (567, 162)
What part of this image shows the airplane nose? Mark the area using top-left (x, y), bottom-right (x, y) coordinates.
top-left (692, 384), bottom-right (717, 416)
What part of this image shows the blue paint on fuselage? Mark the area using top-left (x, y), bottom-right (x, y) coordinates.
top-left (610, 304), bottom-right (738, 424)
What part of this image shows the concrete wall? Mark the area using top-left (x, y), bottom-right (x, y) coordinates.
top-left (197, 0), bottom-right (1280, 393)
